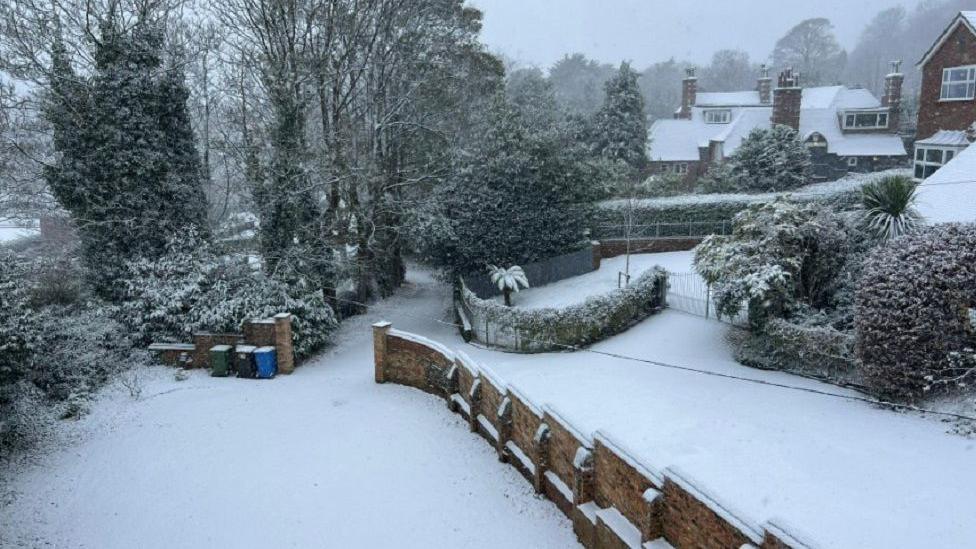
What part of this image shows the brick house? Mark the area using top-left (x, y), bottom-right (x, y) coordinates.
top-left (648, 66), bottom-right (908, 186)
top-left (914, 11), bottom-right (976, 179)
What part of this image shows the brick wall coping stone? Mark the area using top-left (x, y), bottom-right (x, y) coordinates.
top-left (454, 349), bottom-right (481, 375)
top-left (507, 386), bottom-right (544, 416)
top-left (543, 404), bottom-right (594, 447)
top-left (477, 362), bottom-right (508, 392)
top-left (596, 506), bottom-right (644, 548)
top-left (665, 467), bottom-right (764, 545)
top-left (594, 430), bottom-right (665, 486)
top-left (763, 520), bottom-right (818, 549)
top-left (388, 328), bottom-right (456, 361)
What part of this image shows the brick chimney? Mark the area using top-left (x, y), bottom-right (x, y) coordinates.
top-left (757, 64), bottom-right (772, 105)
top-left (882, 60), bottom-right (904, 134)
top-left (676, 67), bottom-right (697, 120)
top-left (772, 68), bottom-right (802, 131)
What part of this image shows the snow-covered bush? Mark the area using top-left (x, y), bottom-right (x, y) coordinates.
top-left (459, 267), bottom-right (667, 352)
top-left (694, 199), bottom-right (849, 329)
top-left (698, 125), bottom-right (811, 194)
top-left (855, 224), bottom-right (976, 402)
top-left (117, 230), bottom-right (337, 360)
top-left (734, 315), bottom-right (857, 383)
top-left (0, 251), bottom-right (137, 449)
top-left (860, 174), bottom-right (922, 240)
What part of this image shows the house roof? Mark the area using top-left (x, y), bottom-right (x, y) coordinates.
top-left (648, 86), bottom-right (906, 162)
top-left (916, 130), bottom-right (971, 147)
top-left (916, 143), bottom-right (976, 223)
top-left (695, 91), bottom-right (763, 107)
top-left (917, 11), bottom-right (976, 67)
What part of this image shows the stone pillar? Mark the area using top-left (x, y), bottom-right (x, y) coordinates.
top-left (496, 396), bottom-right (512, 461)
top-left (274, 313), bottom-right (295, 374)
top-left (468, 377), bottom-right (482, 433)
top-left (772, 68), bottom-right (802, 131)
top-left (532, 423), bottom-right (551, 494)
top-left (573, 447), bottom-right (595, 505)
top-left (591, 241), bottom-right (602, 271)
top-left (372, 321), bottom-right (391, 383)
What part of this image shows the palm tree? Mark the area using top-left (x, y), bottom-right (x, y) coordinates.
top-left (488, 265), bottom-right (530, 306)
top-left (861, 174), bottom-right (922, 240)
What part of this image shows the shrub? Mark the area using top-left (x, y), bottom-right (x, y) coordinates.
top-left (733, 316), bottom-right (857, 383)
top-left (861, 174), bottom-right (922, 240)
top-left (693, 199), bottom-right (848, 329)
top-left (117, 230), bottom-right (337, 360)
top-left (855, 224), bottom-right (976, 402)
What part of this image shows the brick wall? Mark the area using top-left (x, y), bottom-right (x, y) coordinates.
top-left (918, 24), bottom-right (976, 139)
top-left (372, 322), bottom-right (815, 548)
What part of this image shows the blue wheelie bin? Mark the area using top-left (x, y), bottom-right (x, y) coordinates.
top-left (254, 346), bottom-right (277, 379)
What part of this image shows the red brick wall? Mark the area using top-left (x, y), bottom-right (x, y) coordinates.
top-left (385, 336), bottom-right (452, 396)
top-left (373, 324), bottom-right (813, 549)
top-left (593, 440), bottom-right (661, 541)
top-left (918, 24), bottom-right (976, 139)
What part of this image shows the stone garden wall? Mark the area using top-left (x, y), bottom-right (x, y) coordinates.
top-left (373, 321), bottom-right (817, 549)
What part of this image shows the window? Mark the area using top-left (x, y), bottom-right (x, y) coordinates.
top-left (704, 110), bottom-right (731, 124)
top-left (842, 111), bottom-right (889, 129)
top-left (914, 146), bottom-right (960, 179)
top-left (661, 162), bottom-right (689, 175)
top-left (846, 157), bottom-right (858, 167)
top-left (940, 66), bottom-right (976, 101)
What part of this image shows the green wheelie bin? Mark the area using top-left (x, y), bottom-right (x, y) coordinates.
top-left (210, 345), bottom-right (233, 377)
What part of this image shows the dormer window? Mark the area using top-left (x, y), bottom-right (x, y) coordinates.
top-left (940, 65), bottom-right (976, 101)
top-left (842, 111), bottom-right (889, 130)
top-left (704, 110), bottom-right (731, 124)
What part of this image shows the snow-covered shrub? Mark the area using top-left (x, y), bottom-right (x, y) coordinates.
top-left (855, 224), bottom-right (976, 402)
top-left (637, 172), bottom-right (688, 198)
top-left (703, 125), bottom-right (811, 193)
top-left (458, 267), bottom-right (667, 352)
top-left (694, 199), bottom-right (849, 329)
top-left (117, 230), bottom-right (337, 360)
top-left (734, 315), bottom-right (857, 383)
top-left (860, 174), bottom-right (922, 240)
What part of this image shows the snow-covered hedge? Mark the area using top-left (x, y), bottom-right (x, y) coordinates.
top-left (457, 267), bottom-right (668, 352)
top-left (855, 224), bottom-right (976, 402)
top-left (735, 318), bottom-right (857, 383)
top-left (594, 170), bottom-right (909, 237)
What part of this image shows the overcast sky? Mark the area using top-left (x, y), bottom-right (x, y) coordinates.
top-left (468, 0), bottom-right (923, 70)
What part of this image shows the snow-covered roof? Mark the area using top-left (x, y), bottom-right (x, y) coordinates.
top-left (696, 91), bottom-right (762, 107)
top-left (916, 143), bottom-right (976, 223)
top-left (649, 85), bottom-right (906, 162)
top-left (916, 130), bottom-right (971, 147)
top-left (918, 11), bottom-right (976, 67)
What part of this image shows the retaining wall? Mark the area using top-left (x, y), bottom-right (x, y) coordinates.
top-left (373, 322), bottom-right (817, 549)
top-left (599, 238), bottom-right (702, 259)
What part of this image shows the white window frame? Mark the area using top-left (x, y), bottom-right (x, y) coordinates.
top-left (703, 109), bottom-right (731, 124)
top-left (914, 145), bottom-right (962, 179)
top-left (842, 111), bottom-right (889, 130)
top-left (846, 157), bottom-right (858, 167)
top-left (940, 65), bottom-right (976, 101)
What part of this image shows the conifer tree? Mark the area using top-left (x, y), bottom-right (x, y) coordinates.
top-left (43, 10), bottom-right (209, 298)
top-left (591, 62), bottom-right (648, 172)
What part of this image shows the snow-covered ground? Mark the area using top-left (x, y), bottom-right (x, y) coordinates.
top-left (495, 251), bottom-right (694, 309)
top-left (0, 226), bottom-right (39, 243)
top-left (6, 254), bottom-right (976, 549)
top-left (0, 274), bottom-right (578, 549)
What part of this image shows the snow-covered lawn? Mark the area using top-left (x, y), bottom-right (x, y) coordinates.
top-left (0, 275), bottom-right (578, 549)
top-left (0, 226), bottom-right (39, 242)
top-left (495, 251), bottom-right (695, 310)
